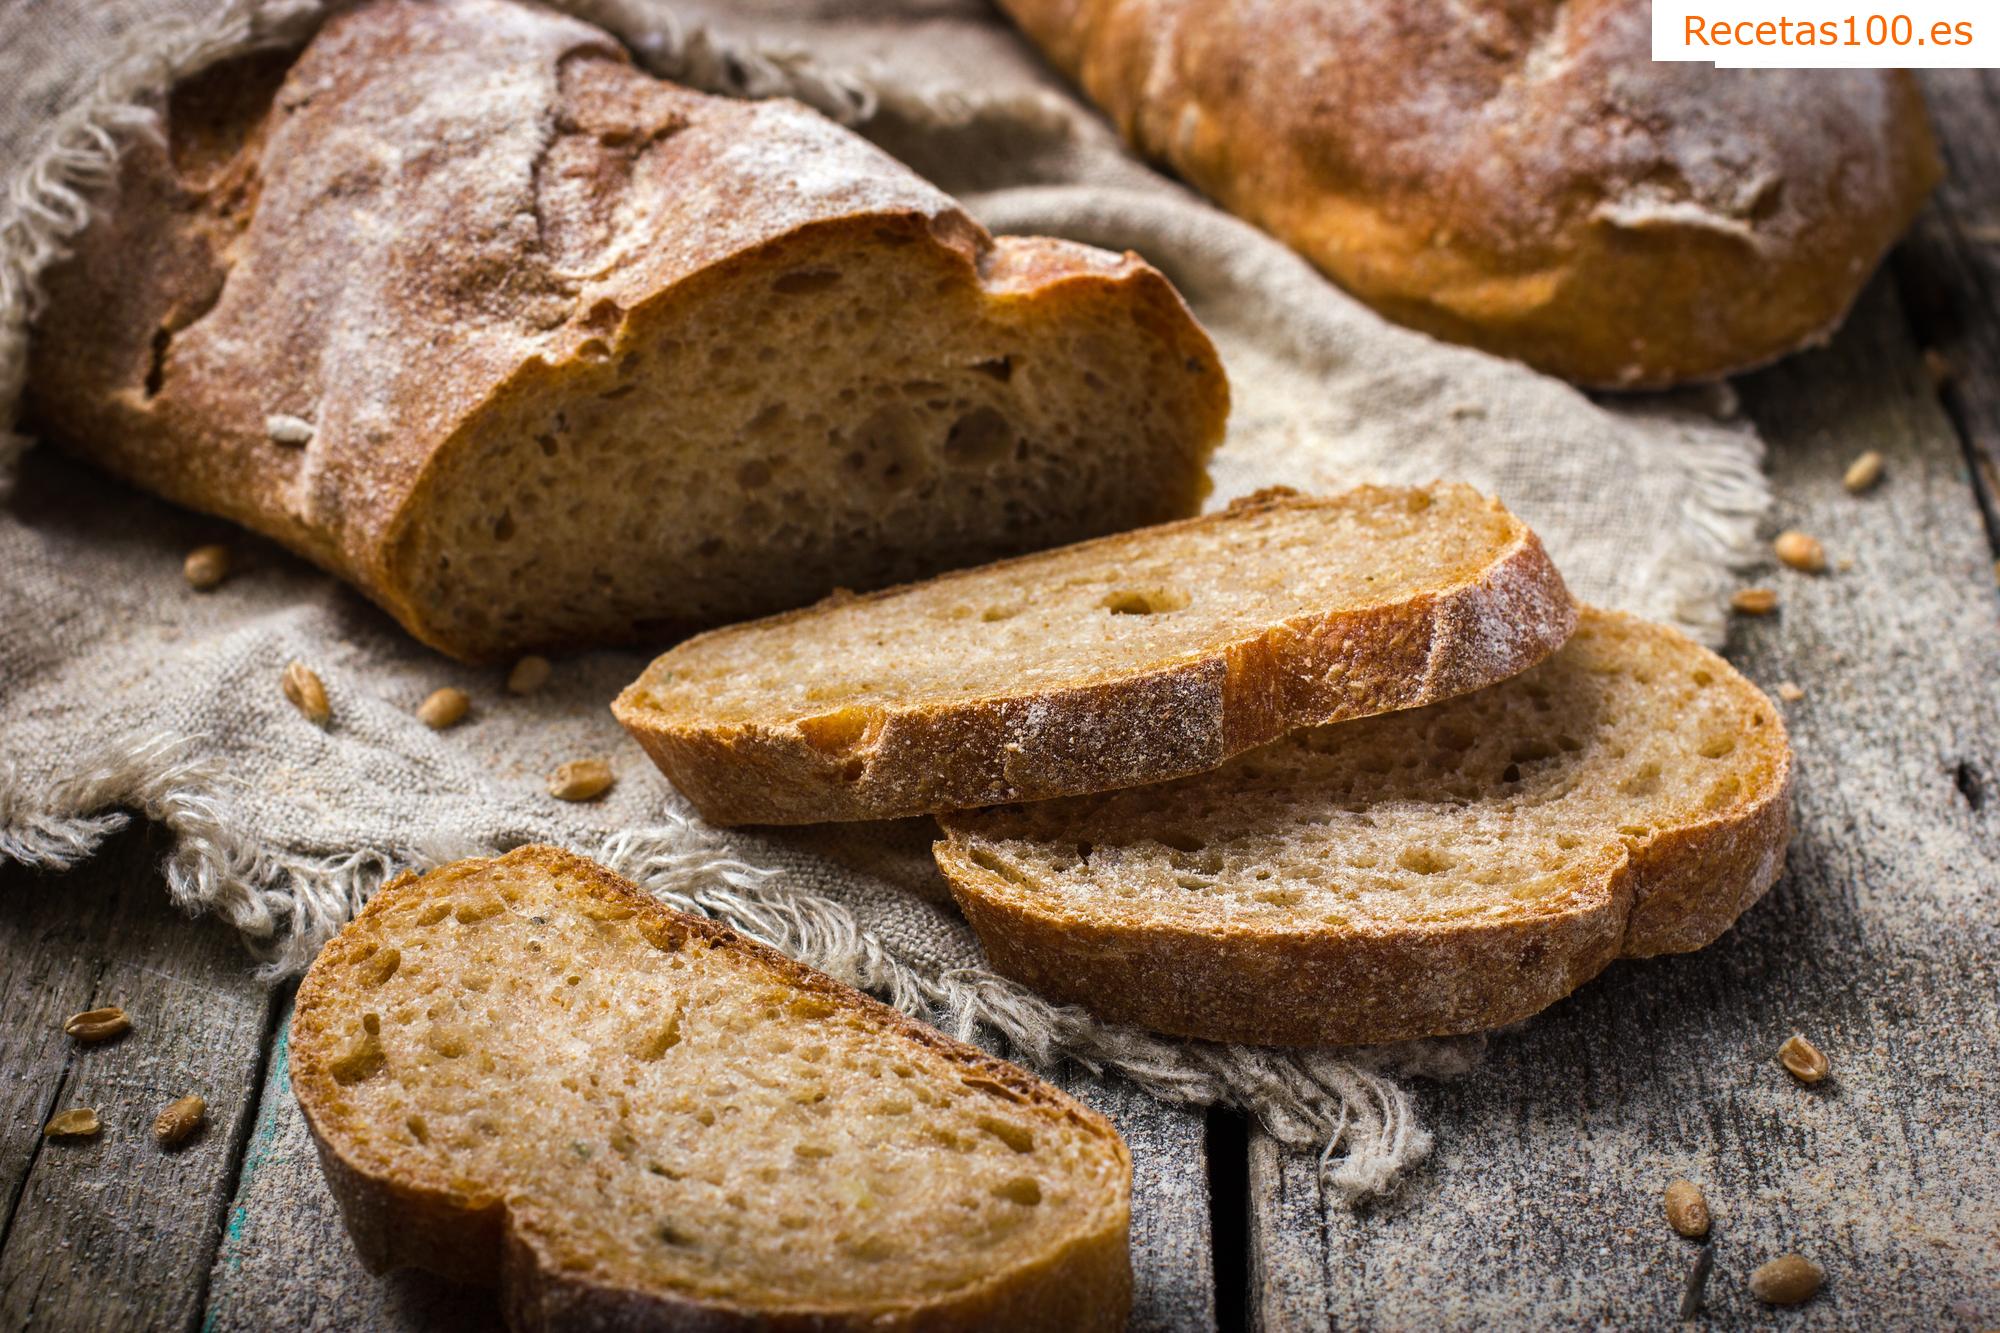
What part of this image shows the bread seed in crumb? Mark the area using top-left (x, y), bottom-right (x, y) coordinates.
top-left (1663, 1179), bottom-right (1711, 1237)
top-left (1774, 531), bottom-right (1826, 573)
top-left (183, 544), bottom-right (230, 590)
top-left (1777, 682), bottom-right (1805, 702)
top-left (418, 687), bottom-right (470, 729)
top-left (64, 1006), bottom-right (130, 1043)
top-left (549, 759), bottom-right (614, 802)
top-left (508, 655), bottom-right (552, 695)
top-left (154, 1095), bottom-right (206, 1146)
top-left (283, 661), bottom-right (331, 725)
top-left (1749, 1253), bottom-right (1823, 1305)
top-left (1843, 450), bottom-right (1884, 493)
top-left (44, 1108), bottom-right (101, 1138)
top-left (1731, 588), bottom-right (1779, 615)
top-left (1779, 1032), bottom-right (1830, 1084)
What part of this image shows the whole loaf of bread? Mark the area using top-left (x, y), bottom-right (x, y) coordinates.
top-left (999, 0), bottom-right (1939, 387)
top-left (29, 0), bottom-right (1227, 661)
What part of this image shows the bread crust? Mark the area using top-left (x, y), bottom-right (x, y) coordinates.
top-left (292, 845), bottom-right (1132, 1331)
top-left (999, 0), bottom-right (1940, 387)
top-left (934, 609), bottom-right (1794, 1047)
top-left (615, 487), bottom-right (1577, 825)
top-left (26, 0), bottom-right (1224, 662)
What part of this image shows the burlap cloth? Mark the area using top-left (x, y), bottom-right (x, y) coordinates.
top-left (0, 0), bottom-right (1769, 1199)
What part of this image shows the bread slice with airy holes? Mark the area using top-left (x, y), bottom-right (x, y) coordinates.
top-left (934, 609), bottom-right (1793, 1047)
top-left (290, 846), bottom-right (1132, 1330)
top-left (613, 484), bottom-right (1576, 825)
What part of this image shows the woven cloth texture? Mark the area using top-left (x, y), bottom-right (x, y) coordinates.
top-left (0, 0), bottom-right (1768, 1199)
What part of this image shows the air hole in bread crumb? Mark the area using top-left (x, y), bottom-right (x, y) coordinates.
top-left (1101, 587), bottom-right (1190, 616)
top-left (1691, 670), bottom-right (1714, 687)
top-left (944, 406), bottom-right (1014, 467)
top-left (993, 1177), bottom-right (1042, 1206)
top-left (772, 268), bottom-right (843, 294)
top-left (1396, 847), bottom-right (1453, 875)
top-left (972, 356), bottom-right (1013, 382)
top-left (493, 511), bottom-right (515, 542)
top-left (1156, 831), bottom-right (1204, 854)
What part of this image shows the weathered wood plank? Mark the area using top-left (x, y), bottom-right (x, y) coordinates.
top-left (0, 823), bottom-right (277, 1331)
top-left (1244, 276), bottom-right (2000, 1330)
top-left (1060, 1070), bottom-right (1217, 1333)
top-left (1899, 69), bottom-right (2000, 540)
top-left (207, 1012), bottom-right (1214, 1331)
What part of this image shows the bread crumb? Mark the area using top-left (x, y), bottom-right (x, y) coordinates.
top-left (1777, 681), bottom-right (1805, 702)
top-left (265, 414), bottom-right (316, 446)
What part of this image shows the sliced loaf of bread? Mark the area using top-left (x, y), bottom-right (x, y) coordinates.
top-left (290, 846), bottom-right (1132, 1330)
top-left (935, 609), bottom-right (1793, 1047)
top-left (614, 484), bottom-right (1576, 825)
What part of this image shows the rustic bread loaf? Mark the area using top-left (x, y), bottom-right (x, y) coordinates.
top-left (26, 0), bottom-right (1225, 662)
top-left (614, 484), bottom-right (1575, 825)
top-left (998, 0), bottom-right (1939, 387)
top-left (291, 846), bottom-right (1132, 1331)
top-left (935, 609), bottom-right (1792, 1047)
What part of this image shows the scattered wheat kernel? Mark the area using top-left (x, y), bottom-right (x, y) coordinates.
top-left (1749, 1253), bottom-right (1823, 1305)
top-left (549, 759), bottom-right (614, 802)
top-left (1774, 531), bottom-right (1826, 573)
top-left (1836, 556), bottom-right (1855, 573)
top-left (154, 1095), bottom-right (206, 1147)
top-left (283, 661), bottom-right (331, 725)
top-left (1842, 450), bottom-right (1885, 493)
top-left (418, 687), bottom-right (470, 729)
top-left (1779, 1032), bottom-right (1830, 1084)
top-left (182, 544), bottom-right (231, 591)
top-left (507, 655), bottom-right (553, 695)
top-left (63, 1006), bottom-right (131, 1043)
top-left (1777, 682), bottom-right (1805, 702)
top-left (44, 1107), bottom-right (101, 1138)
top-left (1663, 1179), bottom-right (1712, 1238)
top-left (1731, 588), bottom-right (1779, 615)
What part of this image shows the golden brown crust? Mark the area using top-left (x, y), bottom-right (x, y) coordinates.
top-left (615, 487), bottom-right (1577, 825)
top-left (1000, 0), bottom-right (1941, 387)
top-left (291, 846), bottom-right (1132, 1331)
top-left (25, 0), bottom-right (1224, 662)
top-left (933, 609), bottom-right (1794, 1047)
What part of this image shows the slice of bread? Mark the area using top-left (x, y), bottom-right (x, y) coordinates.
top-left (28, 0), bottom-right (1226, 662)
top-left (934, 609), bottom-right (1793, 1047)
top-left (614, 484), bottom-right (1576, 825)
top-left (290, 847), bottom-right (1132, 1330)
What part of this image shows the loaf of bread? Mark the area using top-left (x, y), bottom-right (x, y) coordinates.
top-left (291, 846), bottom-right (1133, 1330)
top-left (936, 609), bottom-right (1793, 1046)
top-left (615, 485), bottom-right (1576, 825)
top-left (998, 0), bottom-right (1939, 387)
top-left (27, 0), bottom-right (1226, 662)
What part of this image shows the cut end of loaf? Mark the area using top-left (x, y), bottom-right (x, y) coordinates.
top-left (936, 609), bottom-right (1792, 1046)
top-left (391, 212), bottom-right (1223, 661)
top-left (290, 846), bottom-right (1131, 1327)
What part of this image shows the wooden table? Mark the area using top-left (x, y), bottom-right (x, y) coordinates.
top-left (4, 73), bottom-right (1997, 1333)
